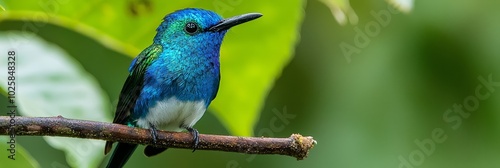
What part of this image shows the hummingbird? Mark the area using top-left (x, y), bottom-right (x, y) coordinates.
top-left (103, 8), bottom-right (262, 168)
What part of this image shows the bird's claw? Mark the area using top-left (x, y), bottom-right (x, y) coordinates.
top-left (186, 127), bottom-right (199, 152)
top-left (149, 123), bottom-right (158, 144)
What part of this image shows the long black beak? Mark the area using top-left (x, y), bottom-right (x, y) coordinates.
top-left (209, 13), bottom-right (262, 32)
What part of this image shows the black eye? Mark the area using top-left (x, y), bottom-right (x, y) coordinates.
top-left (184, 22), bottom-right (199, 34)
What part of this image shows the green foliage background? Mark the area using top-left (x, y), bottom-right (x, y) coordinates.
top-left (1, 0), bottom-right (500, 167)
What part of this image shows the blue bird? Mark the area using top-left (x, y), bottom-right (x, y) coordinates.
top-left (103, 8), bottom-right (262, 168)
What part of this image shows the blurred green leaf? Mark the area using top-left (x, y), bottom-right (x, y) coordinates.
top-left (0, 137), bottom-right (40, 168)
top-left (0, 0), bottom-right (304, 136)
top-left (0, 0), bottom-right (6, 11)
top-left (0, 32), bottom-right (112, 168)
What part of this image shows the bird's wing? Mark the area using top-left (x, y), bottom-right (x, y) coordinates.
top-left (113, 44), bottom-right (163, 124)
top-left (104, 44), bottom-right (162, 154)
top-left (210, 73), bottom-right (221, 101)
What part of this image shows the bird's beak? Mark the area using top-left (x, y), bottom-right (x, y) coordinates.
top-left (209, 13), bottom-right (262, 32)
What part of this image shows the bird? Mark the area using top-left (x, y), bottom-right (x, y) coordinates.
top-left (103, 8), bottom-right (262, 168)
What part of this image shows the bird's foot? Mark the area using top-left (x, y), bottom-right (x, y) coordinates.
top-left (185, 127), bottom-right (199, 152)
top-left (149, 123), bottom-right (158, 144)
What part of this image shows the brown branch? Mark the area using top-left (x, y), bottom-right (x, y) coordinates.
top-left (0, 116), bottom-right (316, 160)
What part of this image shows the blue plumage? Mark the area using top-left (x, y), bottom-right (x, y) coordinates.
top-left (104, 8), bottom-right (262, 168)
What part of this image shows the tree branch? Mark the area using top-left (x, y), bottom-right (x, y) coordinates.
top-left (0, 116), bottom-right (316, 160)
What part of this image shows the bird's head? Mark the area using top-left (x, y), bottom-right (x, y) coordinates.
top-left (154, 8), bottom-right (262, 53)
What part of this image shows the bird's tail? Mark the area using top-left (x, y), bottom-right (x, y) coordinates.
top-left (106, 142), bottom-right (138, 168)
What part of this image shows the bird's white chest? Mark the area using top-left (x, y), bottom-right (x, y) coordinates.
top-left (136, 97), bottom-right (206, 131)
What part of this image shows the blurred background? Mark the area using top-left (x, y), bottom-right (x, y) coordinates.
top-left (1, 0), bottom-right (500, 167)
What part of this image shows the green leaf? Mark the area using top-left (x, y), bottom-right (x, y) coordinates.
top-left (0, 1), bottom-right (304, 136)
top-left (0, 32), bottom-right (112, 168)
top-left (208, 1), bottom-right (304, 136)
top-left (0, 137), bottom-right (40, 168)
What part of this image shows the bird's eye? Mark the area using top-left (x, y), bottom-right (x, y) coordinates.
top-left (184, 22), bottom-right (199, 34)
